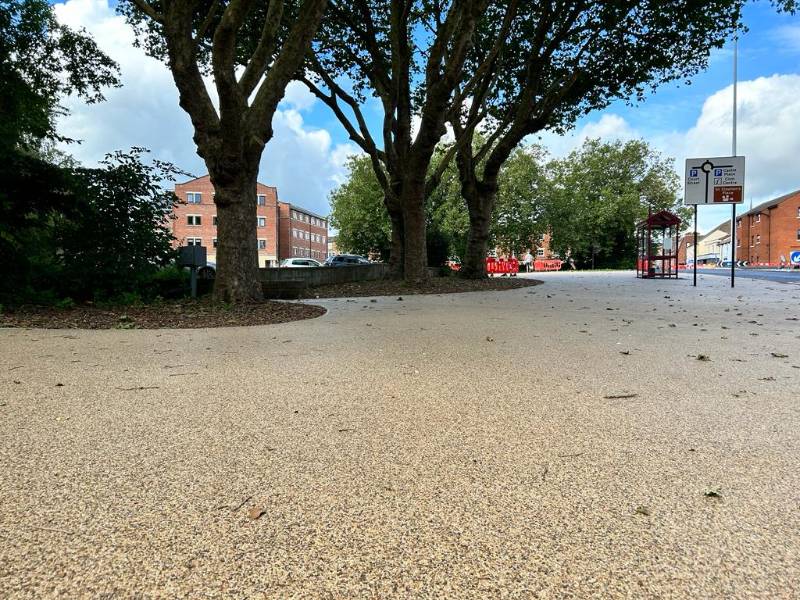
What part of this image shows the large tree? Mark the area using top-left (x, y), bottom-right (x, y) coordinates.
top-left (449, 0), bottom-right (796, 277)
top-left (491, 146), bottom-right (549, 258)
top-left (545, 139), bottom-right (687, 269)
top-left (120, 0), bottom-right (328, 301)
top-left (329, 155), bottom-right (392, 259)
top-left (301, 0), bottom-right (490, 281)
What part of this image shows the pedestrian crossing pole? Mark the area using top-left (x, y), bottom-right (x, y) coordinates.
top-left (730, 34), bottom-right (738, 288)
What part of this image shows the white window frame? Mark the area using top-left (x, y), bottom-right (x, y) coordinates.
top-left (212, 238), bottom-right (218, 248)
top-left (257, 194), bottom-right (266, 206)
top-left (187, 214), bottom-right (202, 226)
top-left (536, 248), bottom-right (545, 257)
top-left (257, 239), bottom-right (267, 250)
top-left (186, 192), bottom-right (202, 204)
top-left (257, 217), bottom-right (266, 227)
top-left (755, 214), bottom-right (761, 223)
top-left (186, 237), bottom-right (202, 246)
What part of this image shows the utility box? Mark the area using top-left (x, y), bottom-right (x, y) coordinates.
top-left (178, 245), bottom-right (207, 268)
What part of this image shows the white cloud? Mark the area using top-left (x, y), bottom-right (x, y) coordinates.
top-left (532, 113), bottom-right (638, 157)
top-left (53, 0), bottom-right (351, 217)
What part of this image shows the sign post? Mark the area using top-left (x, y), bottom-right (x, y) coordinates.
top-left (178, 245), bottom-right (207, 298)
top-left (684, 155), bottom-right (745, 287)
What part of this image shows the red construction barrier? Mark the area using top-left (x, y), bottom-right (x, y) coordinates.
top-left (486, 257), bottom-right (519, 275)
top-left (533, 259), bottom-right (562, 271)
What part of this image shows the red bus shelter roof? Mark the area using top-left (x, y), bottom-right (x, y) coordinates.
top-left (637, 210), bottom-right (681, 230)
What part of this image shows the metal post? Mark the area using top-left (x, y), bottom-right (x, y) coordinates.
top-left (693, 206), bottom-right (698, 287)
top-left (190, 266), bottom-right (197, 298)
top-left (730, 34), bottom-right (738, 288)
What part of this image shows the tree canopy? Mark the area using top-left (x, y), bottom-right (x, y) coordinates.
top-left (545, 139), bottom-right (688, 269)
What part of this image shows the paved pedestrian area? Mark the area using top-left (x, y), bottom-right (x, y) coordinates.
top-left (1, 272), bottom-right (799, 598)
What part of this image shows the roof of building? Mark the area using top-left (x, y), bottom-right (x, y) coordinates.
top-left (737, 188), bottom-right (800, 218)
top-left (289, 204), bottom-right (329, 222)
top-left (175, 173), bottom-right (278, 192)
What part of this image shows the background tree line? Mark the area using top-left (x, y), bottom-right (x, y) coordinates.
top-left (330, 138), bottom-right (688, 270)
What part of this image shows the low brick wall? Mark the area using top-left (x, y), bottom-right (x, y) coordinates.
top-left (259, 264), bottom-right (391, 287)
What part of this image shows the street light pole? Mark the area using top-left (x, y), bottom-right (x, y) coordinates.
top-left (730, 33), bottom-right (738, 288)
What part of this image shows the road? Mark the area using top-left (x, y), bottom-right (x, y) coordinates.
top-left (695, 266), bottom-right (800, 283)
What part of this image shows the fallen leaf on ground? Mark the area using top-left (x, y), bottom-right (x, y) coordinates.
top-left (247, 506), bottom-right (266, 521)
top-left (703, 488), bottom-right (722, 499)
top-left (634, 505), bottom-right (651, 516)
top-left (771, 352), bottom-right (788, 358)
top-left (696, 354), bottom-right (711, 362)
top-left (603, 393), bottom-right (638, 399)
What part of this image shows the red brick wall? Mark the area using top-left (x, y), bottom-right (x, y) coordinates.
top-left (735, 192), bottom-right (800, 265)
top-left (172, 176), bottom-right (328, 267)
top-left (278, 202), bottom-right (329, 262)
top-left (677, 233), bottom-right (697, 264)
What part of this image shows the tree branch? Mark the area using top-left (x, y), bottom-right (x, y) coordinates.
top-left (239, 0), bottom-right (284, 98)
top-left (130, 0), bottom-right (163, 24)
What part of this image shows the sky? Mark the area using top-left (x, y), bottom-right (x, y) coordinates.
top-left (54, 0), bottom-right (800, 233)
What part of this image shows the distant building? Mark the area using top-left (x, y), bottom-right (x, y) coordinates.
top-left (278, 203), bottom-right (329, 263)
top-left (695, 221), bottom-right (731, 265)
top-left (735, 189), bottom-right (800, 266)
top-left (327, 236), bottom-right (339, 258)
top-left (493, 232), bottom-right (556, 259)
top-left (171, 175), bottom-right (328, 267)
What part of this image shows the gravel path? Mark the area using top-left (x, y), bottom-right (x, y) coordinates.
top-left (1, 271), bottom-right (799, 598)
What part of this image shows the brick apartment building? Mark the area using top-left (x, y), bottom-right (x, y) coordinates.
top-left (278, 202), bottom-right (328, 262)
top-left (734, 189), bottom-right (800, 266)
top-left (171, 175), bottom-right (328, 267)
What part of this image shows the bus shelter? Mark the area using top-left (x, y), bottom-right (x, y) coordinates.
top-left (636, 210), bottom-right (681, 279)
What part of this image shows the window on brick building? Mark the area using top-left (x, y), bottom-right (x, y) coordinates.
top-left (756, 234), bottom-right (761, 244)
top-left (797, 229), bottom-right (800, 241)
top-left (257, 217), bottom-right (266, 227)
top-left (755, 214), bottom-right (760, 223)
top-left (258, 239), bottom-right (267, 250)
top-left (212, 238), bottom-right (218, 248)
top-left (186, 192), bottom-right (202, 204)
top-left (186, 237), bottom-right (202, 246)
top-left (257, 194), bottom-right (266, 206)
top-left (736, 219), bottom-right (741, 228)
top-left (187, 215), bottom-right (201, 226)
top-left (797, 206), bottom-right (800, 218)
top-left (212, 215), bottom-right (218, 226)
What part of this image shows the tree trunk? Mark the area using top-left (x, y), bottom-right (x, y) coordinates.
top-left (384, 186), bottom-right (404, 278)
top-left (460, 184), bottom-right (496, 279)
top-left (401, 178), bottom-right (428, 282)
top-left (210, 168), bottom-right (263, 302)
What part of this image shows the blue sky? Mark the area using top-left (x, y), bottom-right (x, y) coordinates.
top-left (55, 0), bottom-right (800, 233)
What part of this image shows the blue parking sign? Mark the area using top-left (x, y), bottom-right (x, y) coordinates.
top-left (689, 169), bottom-right (698, 177)
top-left (714, 168), bottom-right (723, 176)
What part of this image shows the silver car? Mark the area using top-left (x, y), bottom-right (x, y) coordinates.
top-left (280, 258), bottom-right (322, 268)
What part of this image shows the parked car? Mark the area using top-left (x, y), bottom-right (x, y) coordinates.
top-left (197, 261), bottom-right (216, 279)
top-left (325, 254), bottom-right (371, 266)
top-left (280, 258), bottom-right (322, 268)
